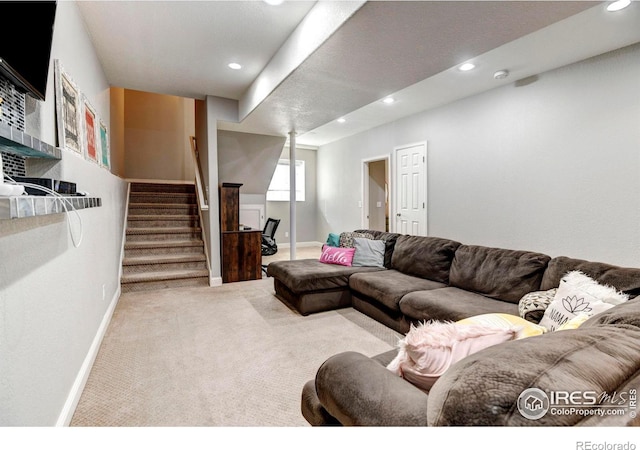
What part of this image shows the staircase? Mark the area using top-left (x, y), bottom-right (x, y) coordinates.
top-left (121, 182), bottom-right (209, 293)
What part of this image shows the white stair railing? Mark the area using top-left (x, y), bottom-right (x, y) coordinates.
top-left (190, 136), bottom-right (208, 211)
top-left (190, 136), bottom-right (213, 285)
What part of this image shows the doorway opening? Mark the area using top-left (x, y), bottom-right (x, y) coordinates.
top-left (362, 156), bottom-right (390, 232)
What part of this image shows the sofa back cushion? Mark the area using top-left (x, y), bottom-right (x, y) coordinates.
top-left (581, 296), bottom-right (640, 329)
top-left (390, 235), bottom-right (461, 283)
top-left (541, 256), bottom-right (640, 298)
top-left (449, 245), bottom-right (551, 304)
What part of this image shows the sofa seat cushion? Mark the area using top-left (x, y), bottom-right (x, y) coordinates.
top-left (399, 287), bottom-right (519, 322)
top-left (449, 245), bottom-right (551, 303)
top-left (267, 259), bottom-right (385, 293)
top-left (349, 270), bottom-right (447, 312)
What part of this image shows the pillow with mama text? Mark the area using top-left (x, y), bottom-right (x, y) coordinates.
top-left (319, 245), bottom-right (355, 267)
top-left (539, 270), bottom-right (629, 331)
top-left (387, 320), bottom-right (517, 392)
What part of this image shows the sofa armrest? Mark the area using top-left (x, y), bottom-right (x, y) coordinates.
top-left (315, 351), bottom-right (429, 426)
top-left (427, 325), bottom-right (640, 426)
top-left (301, 380), bottom-right (341, 426)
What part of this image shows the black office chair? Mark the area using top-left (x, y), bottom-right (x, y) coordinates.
top-left (261, 218), bottom-right (280, 276)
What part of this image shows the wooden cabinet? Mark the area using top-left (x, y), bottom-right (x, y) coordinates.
top-left (221, 230), bottom-right (262, 283)
top-left (220, 183), bottom-right (262, 282)
top-left (220, 182), bottom-right (241, 232)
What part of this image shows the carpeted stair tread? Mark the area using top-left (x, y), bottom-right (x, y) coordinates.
top-left (124, 239), bottom-right (204, 249)
top-left (123, 253), bottom-right (206, 266)
top-left (129, 202), bottom-right (196, 208)
top-left (128, 214), bottom-right (199, 221)
top-left (126, 226), bottom-right (201, 235)
top-left (130, 192), bottom-right (196, 202)
top-left (130, 183), bottom-right (195, 193)
top-left (130, 191), bottom-right (195, 196)
top-left (121, 269), bottom-right (209, 284)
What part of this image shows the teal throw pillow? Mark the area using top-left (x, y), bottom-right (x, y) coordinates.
top-left (326, 233), bottom-right (340, 247)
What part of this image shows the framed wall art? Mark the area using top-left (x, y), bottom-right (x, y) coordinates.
top-left (99, 119), bottom-right (110, 169)
top-left (81, 96), bottom-right (98, 163)
top-left (54, 60), bottom-right (82, 154)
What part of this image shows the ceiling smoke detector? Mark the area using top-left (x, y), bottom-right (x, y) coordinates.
top-left (493, 69), bottom-right (509, 80)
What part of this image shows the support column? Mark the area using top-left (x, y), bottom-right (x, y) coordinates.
top-left (289, 131), bottom-right (296, 261)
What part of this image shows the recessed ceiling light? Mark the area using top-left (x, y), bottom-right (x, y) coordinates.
top-left (228, 62), bottom-right (242, 70)
top-left (382, 97), bottom-right (395, 104)
top-left (264, 0), bottom-right (284, 5)
top-left (493, 69), bottom-right (509, 80)
top-left (337, 118), bottom-right (346, 123)
top-left (607, 0), bottom-right (631, 12)
top-left (458, 62), bottom-right (476, 72)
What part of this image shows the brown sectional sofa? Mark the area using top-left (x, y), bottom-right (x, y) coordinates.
top-left (266, 229), bottom-right (640, 426)
top-left (268, 259), bottom-right (386, 316)
top-left (303, 297), bottom-right (640, 426)
top-left (268, 230), bottom-right (558, 334)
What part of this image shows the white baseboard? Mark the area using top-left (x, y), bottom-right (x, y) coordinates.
top-left (56, 286), bottom-right (121, 426)
top-left (277, 241), bottom-right (323, 249)
top-left (210, 276), bottom-right (223, 287)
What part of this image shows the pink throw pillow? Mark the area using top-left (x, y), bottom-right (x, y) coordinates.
top-left (319, 245), bottom-right (355, 266)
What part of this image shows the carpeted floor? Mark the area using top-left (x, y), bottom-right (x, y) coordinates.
top-left (70, 247), bottom-right (401, 427)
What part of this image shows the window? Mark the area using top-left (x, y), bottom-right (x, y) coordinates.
top-left (267, 159), bottom-right (305, 202)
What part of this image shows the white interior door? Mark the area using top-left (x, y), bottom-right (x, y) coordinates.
top-left (394, 142), bottom-right (427, 235)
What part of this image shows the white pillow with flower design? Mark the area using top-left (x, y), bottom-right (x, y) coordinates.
top-left (539, 270), bottom-right (629, 332)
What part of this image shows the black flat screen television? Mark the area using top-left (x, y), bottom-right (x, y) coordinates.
top-left (0, 1), bottom-right (57, 101)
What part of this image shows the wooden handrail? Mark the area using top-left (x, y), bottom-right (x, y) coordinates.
top-left (190, 136), bottom-right (208, 210)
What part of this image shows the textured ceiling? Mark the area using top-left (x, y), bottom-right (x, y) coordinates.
top-left (77, 1), bottom-right (640, 147)
top-left (223, 1), bottom-right (597, 139)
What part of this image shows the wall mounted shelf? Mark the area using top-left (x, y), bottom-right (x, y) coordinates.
top-left (0, 120), bottom-right (61, 159)
top-left (0, 195), bottom-right (101, 219)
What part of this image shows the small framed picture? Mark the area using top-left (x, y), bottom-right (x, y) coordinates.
top-left (81, 96), bottom-right (98, 163)
top-left (99, 119), bottom-right (110, 169)
top-left (54, 60), bottom-right (82, 154)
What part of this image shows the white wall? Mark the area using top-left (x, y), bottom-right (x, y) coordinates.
top-left (318, 43), bottom-right (640, 268)
top-left (0, 2), bottom-right (128, 425)
top-left (198, 96), bottom-right (239, 285)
